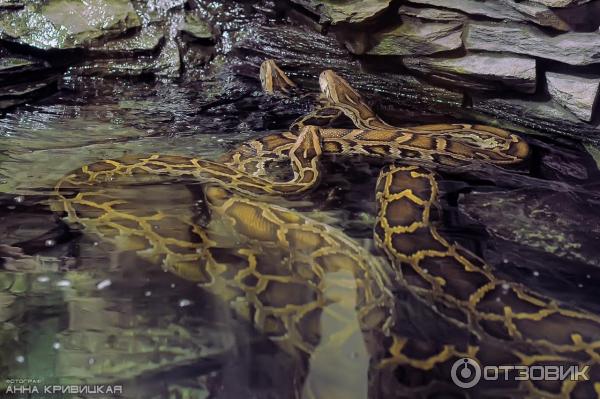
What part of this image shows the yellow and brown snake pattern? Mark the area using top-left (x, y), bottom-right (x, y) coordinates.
top-left (51, 60), bottom-right (600, 398)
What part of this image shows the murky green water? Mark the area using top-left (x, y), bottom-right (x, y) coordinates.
top-left (0, 79), bottom-right (242, 398)
top-left (0, 73), bottom-right (383, 398)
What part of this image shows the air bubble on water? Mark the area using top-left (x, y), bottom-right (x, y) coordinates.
top-left (7, 205), bottom-right (15, 210)
top-left (56, 279), bottom-right (71, 288)
top-left (422, 268), bottom-right (428, 274)
top-left (37, 275), bottom-right (50, 283)
top-left (93, 241), bottom-right (99, 246)
top-left (217, 138), bottom-right (224, 142)
top-left (502, 258), bottom-right (509, 264)
top-left (96, 279), bottom-right (112, 290)
top-left (52, 342), bottom-right (61, 350)
top-left (501, 283), bottom-right (510, 291)
top-left (144, 291), bottom-right (152, 297)
top-left (88, 357), bottom-right (95, 365)
top-left (179, 299), bottom-right (192, 307)
top-left (44, 239), bottom-right (56, 247)
top-left (15, 355), bottom-right (25, 363)
top-left (578, 283), bottom-right (584, 288)
top-left (14, 195), bottom-right (24, 203)
top-left (586, 274), bottom-right (591, 279)
top-left (171, 283), bottom-right (176, 288)
top-left (533, 271), bottom-right (539, 277)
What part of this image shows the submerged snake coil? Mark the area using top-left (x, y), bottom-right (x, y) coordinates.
top-left (52, 60), bottom-right (600, 398)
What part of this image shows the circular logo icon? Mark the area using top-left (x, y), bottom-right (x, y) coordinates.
top-left (451, 358), bottom-right (481, 389)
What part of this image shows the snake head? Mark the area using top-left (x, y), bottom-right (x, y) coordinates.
top-left (260, 59), bottom-right (297, 95)
top-left (319, 69), bottom-right (363, 106)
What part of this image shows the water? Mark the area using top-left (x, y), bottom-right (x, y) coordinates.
top-left (0, 67), bottom-right (385, 397)
top-left (2, 6), bottom-right (600, 398)
top-left (0, 78), bottom-right (239, 398)
top-left (1, 69), bottom-right (600, 398)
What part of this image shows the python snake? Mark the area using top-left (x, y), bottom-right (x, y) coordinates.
top-left (51, 60), bottom-right (599, 398)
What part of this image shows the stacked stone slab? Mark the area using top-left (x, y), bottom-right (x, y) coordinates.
top-left (0, 55), bottom-right (57, 111)
top-left (0, 0), bottom-right (216, 82)
top-left (294, 0), bottom-right (600, 138)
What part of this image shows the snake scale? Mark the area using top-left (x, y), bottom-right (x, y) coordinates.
top-left (51, 60), bottom-right (600, 398)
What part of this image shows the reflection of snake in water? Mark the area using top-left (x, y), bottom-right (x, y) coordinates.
top-left (52, 60), bottom-right (599, 398)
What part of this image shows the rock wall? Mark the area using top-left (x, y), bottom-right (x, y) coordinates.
top-left (0, 0), bottom-right (216, 109)
top-left (1, 0), bottom-right (599, 142)
top-left (300, 0), bottom-right (600, 140)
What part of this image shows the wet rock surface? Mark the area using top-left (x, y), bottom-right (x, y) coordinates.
top-left (459, 188), bottom-right (600, 268)
top-left (465, 22), bottom-right (600, 66)
top-left (88, 24), bottom-right (165, 56)
top-left (0, 56), bottom-right (50, 80)
top-left (0, 0), bottom-right (24, 10)
top-left (408, 0), bottom-right (530, 21)
top-left (363, 16), bottom-right (463, 56)
top-left (0, 0), bottom-right (141, 50)
top-left (530, 0), bottom-right (592, 7)
top-left (0, 77), bottom-right (58, 110)
top-left (179, 13), bottom-right (214, 41)
top-left (403, 53), bottom-right (537, 93)
top-left (471, 96), bottom-right (600, 140)
top-left (397, 5), bottom-right (465, 22)
top-left (504, 0), bottom-right (571, 31)
top-left (408, 0), bottom-right (571, 30)
top-left (0, 53), bottom-right (59, 110)
top-left (546, 72), bottom-right (600, 121)
top-left (289, 0), bottom-right (392, 25)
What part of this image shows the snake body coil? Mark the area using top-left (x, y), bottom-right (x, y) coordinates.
top-left (52, 60), bottom-right (599, 398)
